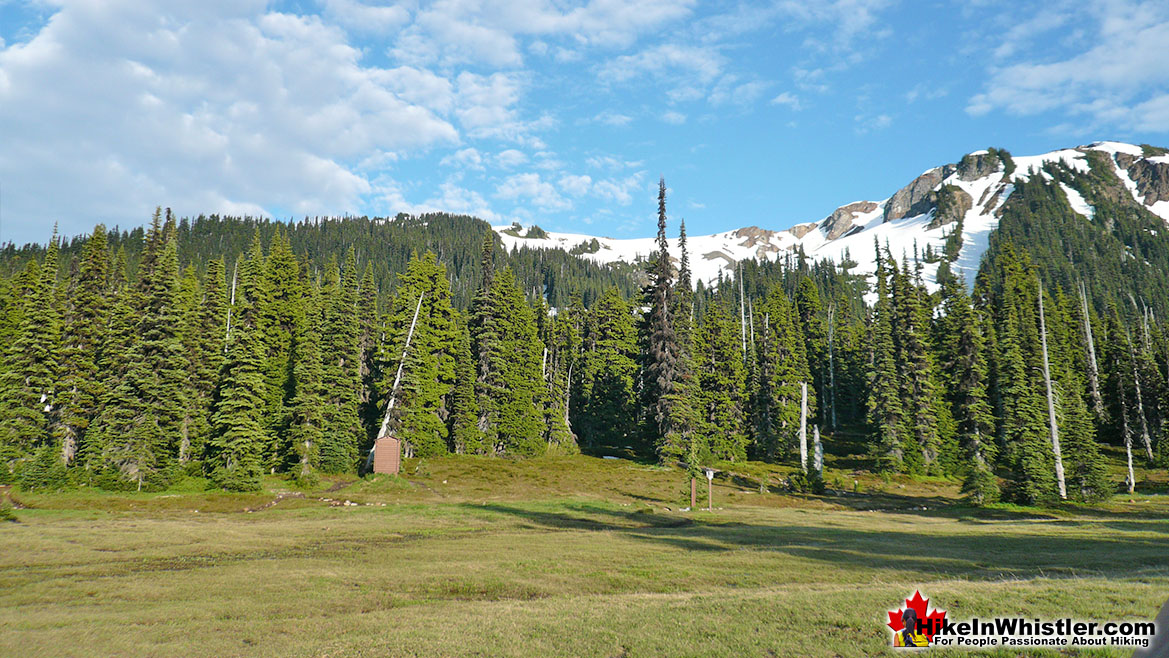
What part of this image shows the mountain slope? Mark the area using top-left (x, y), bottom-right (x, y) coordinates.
top-left (495, 141), bottom-right (1169, 293)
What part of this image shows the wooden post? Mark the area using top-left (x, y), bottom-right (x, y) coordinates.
top-left (799, 382), bottom-right (808, 473)
top-left (690, 477), bottom-right (696, 510)
top-left (1038, 283), bottom-right (1067, 500)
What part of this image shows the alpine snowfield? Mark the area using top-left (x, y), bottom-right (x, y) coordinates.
top-left (495, 142), bottom-right (1169, 292)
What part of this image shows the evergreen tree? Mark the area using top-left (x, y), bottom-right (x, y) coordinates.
top-left (56, 225), bottom-right (109, 466)
top-left (695, 304), bottom-right (748, 461)
top-left (754, 286), bottom-right (814, 461)
top-left (258, 229), bottom-right (303, 468)
top-left (378, 252), bottom-right (463, 457)
top-left (640, 178), bottom-right (683, 461)
top-left (867, 247), bottom-right (904, 472)
top-left (892, 257), bottom-right (956, 475)
top-left (470, 266), bottom-right (546, 456)
top-left (575, 288), bottom-right (639, 451)
top-left (288, 280), bottom-right (327, 486)
top-left (319, 249), bottom-right (363, 471)
top-left (183, 258), bottom-right (228, 464)
top-left (207, 283), bottom-right (269, 491)
top-left (0, 231), bottom-right (61, 480)
top-left (449, 317), bottom-right (484, 454)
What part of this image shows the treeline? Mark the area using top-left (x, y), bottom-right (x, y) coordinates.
top-left (0, 213), bottom-right (639, 310)
top-left (3, 174), bottom-right (1168, 503)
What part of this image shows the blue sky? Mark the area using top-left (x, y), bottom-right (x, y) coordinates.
top-left (1, 0), bottom-right (1168, 246)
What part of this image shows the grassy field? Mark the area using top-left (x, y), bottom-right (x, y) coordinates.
top-left (1, 445), bottom-right (1167, 657)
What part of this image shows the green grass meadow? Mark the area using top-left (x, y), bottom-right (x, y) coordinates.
top-left (2, 449), bottom-right (1167, 657)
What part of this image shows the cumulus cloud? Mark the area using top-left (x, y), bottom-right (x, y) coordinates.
top-left (387, 0), bottom-right (694, 69)
top-left (496, 172), bottom-right (571, 211)
top-left (599, 43), bottom-right (725, 84)
top-left (968, 1), bottom-right (1169, 132)
top-left (0, 1), bottom-right (458, 240)
top-left (771, 91), bottom-right (801, 110)
top-left (559, 174), bottom-right (592, 196)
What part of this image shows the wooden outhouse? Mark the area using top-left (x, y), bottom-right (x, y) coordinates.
top-left (372, 436), bottom-right (401, 475)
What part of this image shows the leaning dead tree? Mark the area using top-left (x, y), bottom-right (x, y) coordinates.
top-left (1078, 282), bottom-right (1104, 417)
top-left (370, 291), bottom-right (425, 462)
top-left (1038, 283), bottom-right (1067, 500)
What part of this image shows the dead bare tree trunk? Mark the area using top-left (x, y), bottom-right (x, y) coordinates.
top-left (1125, 329), bottom-right (1155, 461)
top-left (739, 266), bottom-right (747, 359)
top-left (369, 292), bottom-right (425, 467)
top-left (225, 258), bottom-right (238, 349)
top-left (1038, 284), bottom-right (1067, 500)
top-left (1079, 282), bottom-right (1104, 417)
top-left (827, 303), bottom-right (837, 430)
top-left (799, 382), bottom-right (808, 473)
top-left (813, 425), bottom-right (823, 476)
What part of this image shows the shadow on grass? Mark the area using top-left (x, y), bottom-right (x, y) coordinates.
top-left (464, 501), bottom-right (1169, 580)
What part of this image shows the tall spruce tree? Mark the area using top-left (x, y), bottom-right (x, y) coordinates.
top-left (319, 249), bottom-right (363, 471)
top-left (470, 266), bottom-right (546, 456)
top-left (0, 230), bottom-right (61, 479)
top-left (936, 278), bottom-right (999, 502)
top-left (695, 303), bottom-right (748, 461)
top-left (754, 286), bottom-right (814, 461)
top-left (207, 281), bottom-right (269, 491)
top-left (867, 246), bottom-right (904, 472)
top-left (288, 279), bottom-right (327, 486)
top-left (575, 288), bottom-right (639, 451)
top-left (378, 252), bottom-right (463, 457)
top-left (56, 225), bottom-right (109, 466)
top-left (640, 178), bottom-right (684, 461)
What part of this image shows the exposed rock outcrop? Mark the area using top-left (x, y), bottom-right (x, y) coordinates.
top-left (1116, 153), bottom-right (1169, 206)
top-left (926, 185), bottom-right (973, 229)
top-left (820, 201), bottom-right (879, 239)
top-left (957, 151), bottom-right (1001, 182)
top-left (787, 222), bottom-right (819, 239)
top-left (733, 226), bottom-right (785, 257)
top-left (883, 167), bottom-right (950, 223)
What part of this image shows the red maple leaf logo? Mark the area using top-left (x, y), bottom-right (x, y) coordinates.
top-left (887, 590), bottom-right (947, 641)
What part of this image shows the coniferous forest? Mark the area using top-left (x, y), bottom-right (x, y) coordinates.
top-left (2, 174), bottom-right (1168, 504)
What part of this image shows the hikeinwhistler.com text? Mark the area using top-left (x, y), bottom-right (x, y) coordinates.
top-left (922, 617), bottom-right (1156, 649)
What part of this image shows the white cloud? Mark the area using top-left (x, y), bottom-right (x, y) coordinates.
top-left (662, 110), bottom-right (686, 124)
top-left (594, 110), bottom-right (632, 126)
top-left (854, 113), bottom-right (892, 133)
top-left (709, 76), bottom-right (770, 106)
top-left (0, 1), bottom-right (459, 240)
top-left (387, 0), bottom-right (695, 69)
top-left (559, 174), bottom-right (592, 196)
top-left (968, 2), bottom-right (1169, 131)
top-left (322, 0), bottom-right (410, 33)
top-left (599, 43), bottom-right (724, 85)
top-left (771, 91), bottom-right (801, 110)
top-left (496, 172), bottom-right (571, 211)
top-left (496, 149), bottom-right (528, 168)
top-left (440, 147), bottom-right (485, 170)
top-left (592, 173), bottom-right (645, 205)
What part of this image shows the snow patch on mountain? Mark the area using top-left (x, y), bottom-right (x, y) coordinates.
top-left (1060, 183), bottom-right (1094, 219)
top-left (494, 141), bottom-right (1167, 292)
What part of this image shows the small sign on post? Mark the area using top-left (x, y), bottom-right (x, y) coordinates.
top-left (704, 468), bottom-right (714, 511)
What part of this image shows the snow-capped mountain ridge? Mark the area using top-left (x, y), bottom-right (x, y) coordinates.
top-left (494, 142), bottom-right (1169, 291)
